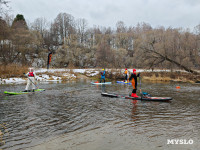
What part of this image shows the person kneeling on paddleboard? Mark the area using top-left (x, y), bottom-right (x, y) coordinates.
top-left (100, 69), bottom-right (106, 83)
top-left (129, 69), bottom-right (140, 98)
top-left (24, 68), bottom-right (37, 92)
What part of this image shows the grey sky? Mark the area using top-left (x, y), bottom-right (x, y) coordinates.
top-left (9, 0), bottom-right (200, 29)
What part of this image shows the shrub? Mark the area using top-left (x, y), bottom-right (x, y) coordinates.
top-left (0, 64), bottom-right (28, 78)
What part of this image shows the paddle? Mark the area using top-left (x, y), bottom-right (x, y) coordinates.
top-left (139, 75), bottom-right (142, 100)
top-left (139, 76), bottom-right (152, 98)
top-left (139, 75), bottom-right (150, 99)
top-left (23, 73), bottom-right (39, 89)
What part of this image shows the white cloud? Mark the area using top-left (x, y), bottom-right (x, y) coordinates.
top-left (9, 0), bottom-right (200, 29)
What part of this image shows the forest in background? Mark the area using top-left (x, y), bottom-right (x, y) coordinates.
top-left (0, 1), bottom-right (200, 74)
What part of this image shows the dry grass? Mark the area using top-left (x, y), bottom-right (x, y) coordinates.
top-left (141, 71), bottom-right (200, 83)
top-left (0, 64), bottom-right (28, 78)
top-left (106, 69), bottom-right (124, 80)
top-left (61, 76), bottom-right (75, 81)
top-left (143, 74), bottom-right (171, 81)
top-left (48, 77), bottom-right (55, 80)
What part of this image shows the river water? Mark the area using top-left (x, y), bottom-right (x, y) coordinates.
top-left (0, 80), bottom-right (200, 150)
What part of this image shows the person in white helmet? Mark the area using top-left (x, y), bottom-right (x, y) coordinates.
top-left (24, 68), bottom-right (37, 92)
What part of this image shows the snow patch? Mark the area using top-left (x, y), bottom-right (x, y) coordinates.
top-left (1, 68), bottom-right (186, 84)
top-left (0, 78), bottom-right (26, 84)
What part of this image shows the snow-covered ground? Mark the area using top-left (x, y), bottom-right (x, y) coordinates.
top-left (0, 68), bottom-right (100, 84)
top-left (0, 68), bottom-right (187, 84)
top-left (35, 68), bottom-right (99, 74)
top-left (0, 77), bottom-right (26, 84)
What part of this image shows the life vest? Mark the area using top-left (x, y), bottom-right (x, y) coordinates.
top-left (28, 72), bottom-right (34, 77)
top-left (124, 70), bottom-right (128, 75)
top-left (101, 71), bottom-right (105, 77)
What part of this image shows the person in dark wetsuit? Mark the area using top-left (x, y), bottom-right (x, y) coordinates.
top-left (100, 69), bottom-right (106, 83)
top-left (129, 69), bottom-right (140, 97)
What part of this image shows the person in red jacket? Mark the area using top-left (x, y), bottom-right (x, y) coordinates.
top-left (24, 68), bottom-right (37, 92)
top-left (129, 69), bottom-right (140, 97)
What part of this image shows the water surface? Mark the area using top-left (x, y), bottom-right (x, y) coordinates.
top-left (0, 80), bottom-right (200, 150)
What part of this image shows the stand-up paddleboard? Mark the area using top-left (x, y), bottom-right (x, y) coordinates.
top-left (91, 82), bottom-right (112, 85)
top-left (4, 89), bottom-right (45, 95)
top-left (101, 92), bottom-right (172, 102)
top-left (116, 81), bottom-right (131, 85)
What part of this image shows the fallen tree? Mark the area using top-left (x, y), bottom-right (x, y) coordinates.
top-left (141, 42), bottom-right (199, 75)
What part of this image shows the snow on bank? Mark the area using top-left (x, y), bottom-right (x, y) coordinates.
top-left (0, 78), bottom-right (26, 84)
top-left (0, 68), bottom-right (97, 84)
top-left (36, 68), bottom-right (99, 78)
top-left (35, 68), bottom-right (98, 75)
top-left (0, 68), bottom-right (188, 84)
top-left (35, 72), bottom-right (76, 82)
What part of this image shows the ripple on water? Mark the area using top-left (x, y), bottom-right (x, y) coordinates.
top-left (0, 81), bottom-right (200, 150)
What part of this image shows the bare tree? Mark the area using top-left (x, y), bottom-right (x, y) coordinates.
top-left (96, 36), bottom-right (113, 68)
top-left (0, 14), bottom-right (45, 66)
top-left (31, 17), bottom-right (49, 38)
top-left (140, 28), bottom-right (199, 74)
top-left (115, 21), bottom-right (128, 49)
top-left (53, 12), bottom-right (75, 45)
top-left (76, 18), bottom-right (88, 45)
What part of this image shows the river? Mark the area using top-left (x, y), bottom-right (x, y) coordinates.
top-left (0, 80), bottom-right (200, 150)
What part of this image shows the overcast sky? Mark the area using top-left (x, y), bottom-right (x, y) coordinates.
top-left (9, 0), bottom-right (200, 29)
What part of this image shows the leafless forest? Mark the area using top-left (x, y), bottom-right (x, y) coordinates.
top-left (0, 1), bottom-right (200, 74)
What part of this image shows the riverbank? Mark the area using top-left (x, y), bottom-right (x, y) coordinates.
top-left (0, 68), bottom-right (200, 84)
top-left (141, 71), bottom-right (200, 83)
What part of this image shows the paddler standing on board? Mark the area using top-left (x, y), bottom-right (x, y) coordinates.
top-left (24, 68), bottom-right (37, 92)
top-left (100, 69), bottom-right (106, 83)
top-left (124, 68), bottom-right (129, 82)
top-left (129, 69), bottom-right (140, 98)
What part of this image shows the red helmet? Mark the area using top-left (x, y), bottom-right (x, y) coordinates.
top-left (133, 69), bottom-right (136, 74)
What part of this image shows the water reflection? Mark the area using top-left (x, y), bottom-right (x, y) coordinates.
top-left (131, 100), bottom-right (138, 122)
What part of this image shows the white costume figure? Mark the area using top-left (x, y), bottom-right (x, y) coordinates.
top-left (24, 68), bottom-right (37, 92)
